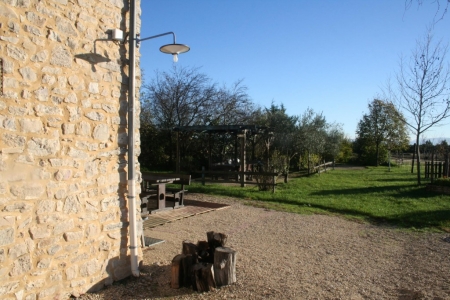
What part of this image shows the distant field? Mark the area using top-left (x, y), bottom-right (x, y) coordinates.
top-left (188, 165), bottom-right (450, 232)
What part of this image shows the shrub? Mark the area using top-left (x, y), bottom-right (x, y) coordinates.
top-left (433, 178), bottom-right (450, 187)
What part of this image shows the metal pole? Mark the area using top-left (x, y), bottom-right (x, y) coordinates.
top-left (127, 0), bottom-right (140, 277)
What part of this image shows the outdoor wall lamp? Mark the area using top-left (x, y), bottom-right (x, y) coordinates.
top-left (136, 32), bottom-right (190, 62)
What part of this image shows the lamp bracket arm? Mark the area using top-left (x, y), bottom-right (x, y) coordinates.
top-left (135, 31), bottom-right (176, 47)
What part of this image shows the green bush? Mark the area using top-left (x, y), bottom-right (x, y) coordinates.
top-left (433, 178), bottom-right (450, 187)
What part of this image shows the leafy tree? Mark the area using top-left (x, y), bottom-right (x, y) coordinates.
top-left (323, 124), bottom-right (344, 163)
top-left (297, 108), bottom-right (328, 172)
top-left (336, 136), bottom-right (354, 163)
top-left (256, 103), bottom-right (299, 169)
top-left (355, 99), bottom-right (409, 166)
top-left (395, 32), bottom-right (450, 184)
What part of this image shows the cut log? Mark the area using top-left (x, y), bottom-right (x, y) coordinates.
top-left (182, 240), bottom-right (198, 259)
top-left (213, 247), bottom-right (237, 286)
top-left (207, 231), bottom-right (227, 248)
top-left (171, 254), bottom-right (186, 289)
top-left (192, 263), bottom-right (216, 292)
top-left (181, 254), bottom-right (195, 287)
top-left (196, 240), bottom-right (210, 262)
top-left (207, 231), bottom-right (227, 263)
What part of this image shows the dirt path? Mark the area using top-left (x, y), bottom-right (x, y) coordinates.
top-left (80, 194), bottom-right (450, 300)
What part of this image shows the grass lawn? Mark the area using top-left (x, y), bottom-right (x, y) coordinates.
top-left (187, 166), bottom-right (450, 232)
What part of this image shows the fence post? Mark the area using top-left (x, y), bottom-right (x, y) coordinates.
top-left (411, 143), bottom-right (416, 173)
top-left (438, 162), bottom-right (443, 178)
top-left (202, 166), bottom-right (205, 186)
top-left (446, 153), bottom-right (449, 177)
top-left (431, 153), bottom-right (435, 183)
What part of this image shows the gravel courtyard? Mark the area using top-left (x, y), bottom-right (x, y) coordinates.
top-left (80, 193), bottom-right (450, 300)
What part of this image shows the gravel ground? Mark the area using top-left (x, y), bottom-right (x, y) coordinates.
top-left (79, 193), bottom-right (450, 300)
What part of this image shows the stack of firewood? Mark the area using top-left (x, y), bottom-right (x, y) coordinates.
top-left (171, 231), bottom-right (237, 292)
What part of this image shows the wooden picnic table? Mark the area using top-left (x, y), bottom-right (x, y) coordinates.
top-left (141, 173), bottom-right (180, 214)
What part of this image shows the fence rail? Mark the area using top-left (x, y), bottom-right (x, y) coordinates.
top-left (312, 161), bottom-right (334, 174)
top-left (424, 161), bottom-right (450, 179)
top-left (194, 167), bottom-right (282, 193)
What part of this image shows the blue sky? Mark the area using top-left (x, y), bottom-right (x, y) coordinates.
top-left (138, 1), bottom-right (450, 142)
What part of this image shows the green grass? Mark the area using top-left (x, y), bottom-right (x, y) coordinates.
top-left (187, 166), bottom-right (450, 232)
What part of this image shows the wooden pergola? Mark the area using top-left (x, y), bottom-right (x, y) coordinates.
top-left (172, 125), bottom-right (272, 184)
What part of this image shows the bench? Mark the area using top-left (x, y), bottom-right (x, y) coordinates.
top-left (165, 174), bottom-right (191, 208)
top-left (140, 173), bottom-right (191, 215)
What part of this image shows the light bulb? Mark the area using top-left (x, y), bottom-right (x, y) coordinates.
top-left (173, 54), bottom-right (178, 63)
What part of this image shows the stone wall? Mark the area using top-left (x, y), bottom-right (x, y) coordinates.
top-left (0, 0), bottom-right (142, 299)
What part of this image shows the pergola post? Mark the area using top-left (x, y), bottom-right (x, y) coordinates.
top-left (176, 131), bottom-right (180, 172)
top-left (240, 130), bottom-right (246, 187)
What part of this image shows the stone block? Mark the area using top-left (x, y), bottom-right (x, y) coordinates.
top-left (63, 231), bottom-right (83, 242)
top-left (75, 121), bottom-right (90, 135)
top-left (0, 282), bottom-right (19, 297)
top-left (53, 219), bottom-right (74, 235)
top-left (37, 258), bottom-right (51, 269)
top-left (54, 169), bottom-right (72, 181)
top-left (0, 227), bottom-right (14, 246)
top-left (10, 254), bottom-right (32, 276)
top-left (2, 133), bottom-right (25, 148)
top-left (62, 123), bottom-right (75, 135)
top-left (26, 11), bottom-right (46, 27)
top-left (63, 195), bottom-right (81, 214)
top-left (50, 45), bottom-right (72, 68)
top-left (85, 224), bottom-right (99, 238)
top-left (34, 87), bottom-right (49, 101)
top-left (10, 183), bottom-right (45, 200)
top-left (47, 244), bottom-right (62, 256)
top-left (85, 111), bottom-right (105, 121)
top-left (36, 200), bottom-right (55, 214)
top-left (7, 44), bottom-right (27, 61)
top-left (102, 222), bottom-right (126, 232)
top-left (29, 226), bottom-right (50, 240)
top-left (79, 259), bottom-right (100, 277)
top-left (19, 67), bottom-right (37, 82)
top-left (93, 124), bottom-right (110, 141)
top-left (27, 137), bottom-right (60, 156)
top-left (8, 243), bottom-right (28, 259)
top-left (38, 287), bottom-right (56, 299)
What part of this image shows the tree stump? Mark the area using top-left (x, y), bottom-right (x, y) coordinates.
top-left (206, 231), bottom-right (227, 263)
top-left (213, 247), bottom-right (237, 286)
top-left (197, 240), bottom-right (210, 262)
top-left (181, 254), bottom-right (195, 287)
top-left (182, 240), bottom-right (198, 260)
top-left (192, 263), bottom-right (216, 292)
top-left (171, 254), bottom-right (186, 289)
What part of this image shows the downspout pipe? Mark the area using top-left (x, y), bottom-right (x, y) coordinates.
top-left (127, 0), bottom-right (140, 277)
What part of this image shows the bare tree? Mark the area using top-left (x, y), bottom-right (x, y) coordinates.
top-left (396, 32), bottom-right (450, 184)
top-left (405, 0), bottom-right (449, 22)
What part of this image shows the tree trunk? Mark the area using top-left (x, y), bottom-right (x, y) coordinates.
top-left (192, 263), bottom-right (215, 292)
top-left (416, 136), bottom-right (421, 185)
top-left (376, 141), bottom-right (380, 166)
top-left (411, 143), bottom-right (416, 173)
top-left (213, 247), bottom-right (237, 287)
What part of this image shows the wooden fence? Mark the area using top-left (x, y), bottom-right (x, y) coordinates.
top-left (424, 161), bottom-right (450, 179)
top-left (312, 161), bottom-right (334, 174)
top-left (195, 167), bottom-right (284, 193)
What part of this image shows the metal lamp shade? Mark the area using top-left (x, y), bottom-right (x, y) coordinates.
top-left (160, 43), bottom-right (190, 54)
